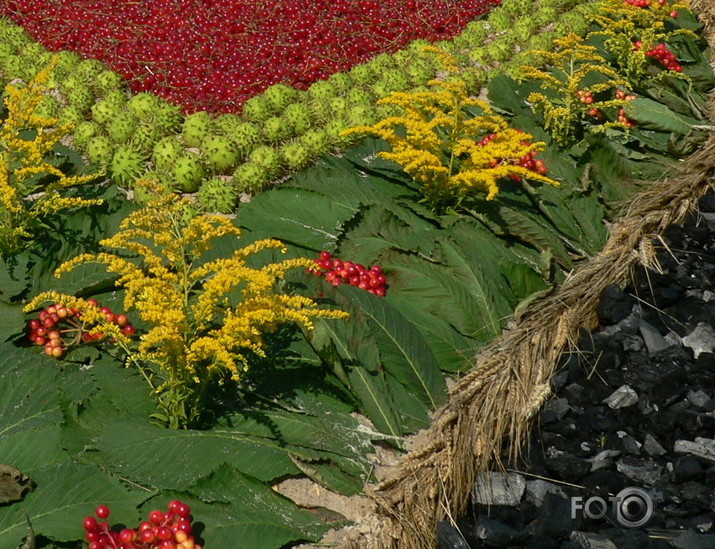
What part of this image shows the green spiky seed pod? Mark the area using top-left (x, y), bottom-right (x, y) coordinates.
top-left (307, 80), bottom-right (336, 103)
top-left (299, 129), bottom-right (329, 157)
top-left (533, 7), bottom-right (558, 27)
top-left (86, 135), bottom-right (114, 167)
top-left (76, 58), bottom-right (105, 83)
top-left (67, 85), bottom-right (95, 113)
top-left (72, 121), bottom-right (100, 151)
top-left (214, 113), bottom-right (243, 135)
top-left (488, 9), bottom-right (511, 31)
top-left (153, 102), bottom-right (183, 134)
top-left (280, 142), bottom-right (311, 172)
top-left (152, 136), bottom-right (185, 171)
top-left (229, 122), bottom-right (262, 157)
top-left (91, 99), bottom-right (122, 126)
top-left (128, 92), bottom-right (161, 120)
top-left (2, 54), bottom-right (31, 81)
top-left (200, 134), bottom-right (239, 173)
top-left (131, 121), bottom-right (162, 155)
top-left (379, 72), bottom-right (410, 94)
top-left (346, 88), bottom-right (373, 106)
top-left (95, 69), bottom-right (124, 94)
top-left (107, 111), bottom-right (140, 144)
top-left (196, 177), bottom-right (239, 214)
top-left (282, 103), bottom-right (312, 135)
top-left (19, 42), bottom-right (46, 60)
top-left (328, 97), bottom-right (348, 116)
top-left (375, 103), bottom-right (403, 120)
top-left (527, 33), bottom-right (553, 53)
top-left (325, 118), bottom-right (353, 147)
top-left (556, 12), bottom-right (588, 35)
top-left (406, 60), bottom-right (436, 86)
top-left (110, 145), bottom-right (147, 187)
top-left (263, 83), bottom-right (299, 113)
top-left (371, 53), bottom-right (396, 72)
top-left (102, 89), bottom-right (129, 108)
top-left (349, 64), bottom-right (376, 86)
top-left (242, 94), bottom-right (272, 123)
top-left (248, 146), bottom-right (282, 179)
top-left (58, 106), bottom-right (85, 127)
top-left (0, 43), bottom-right (12, 60)
top-left (262, 116), bottom-right (292, 143)
top-left (347, 105), bottom-right (376, 127)
top-left (308, 99), bottom-right (333, 124)
top-left (512, 19), bottom-right (536, 44)
top-left (182, 111), bottom-right (215, 148)
top-left (461, 22), bottom-right (489, 46)
top-left (232, 162), bottom-right (268, 195)
top-left (33, 95), bottom-right (60, 119)
top-left (0, 22), bottom-right (30, 51)
top-left (172, 153), bottom-right (205, 192)
top-left (326, 73), bottom-right (353, 94)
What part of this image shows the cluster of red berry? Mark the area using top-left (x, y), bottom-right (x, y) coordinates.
top-left (586, 90), bottom-right (637, 127)
top-left (310, 251), bottom-right (387, 296)
top-left (83, 501), bottom-right (201, 549)
top-left (478, 133), bottom-right (549, 179)
top-left (27, 300), bottom-right (135, 358)
top-left (625, 0), bottom-right (678, 16)
top-left (644, 42), bottom-right (683, 72)
top-left (3, 0), bottom-right (497, 113)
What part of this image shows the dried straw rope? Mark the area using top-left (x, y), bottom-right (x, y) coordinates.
top-left (356, 2), bottom-right (715, 547)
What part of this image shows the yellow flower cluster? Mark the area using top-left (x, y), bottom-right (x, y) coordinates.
top-left (0, 56), bottom-right (103, 254)
top-left (518, 33), bottom-right (632, 146)
top-left (344, 55), bottom-right (557, 209)
top-left (591, 0), bottom-right (694, 83)
top-left (46, 192), bottom-right (347, 428)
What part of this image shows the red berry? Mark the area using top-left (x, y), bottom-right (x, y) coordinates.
top-left (96, 505), bottom-right (110, 519)
top-left (149, 510), bottom-right (164, 524)
top-left (83, 516), bottom-right (98, 532)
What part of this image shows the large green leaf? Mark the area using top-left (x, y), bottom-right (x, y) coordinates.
top-left (339, 286), bottom-right (447, 410)
top-left (0, 348), bottom-right (63, 439)
top-left (0, 461), bottom-right (151, 548)
top-left (624, 98), bottom-right (700, 135)
top-left (237, 186), bottom-right (357, 251)
top-left (187, 468), bottom-right (335, 549)
top-left (311, 317), bottom-right (404, 439)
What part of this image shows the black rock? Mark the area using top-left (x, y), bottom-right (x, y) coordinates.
top-left (671, 455), bottom-right (704, 483)
top-left (596, 285), bottom-right (633, 325)
top-left (527, 493), bottom-right (580, 537)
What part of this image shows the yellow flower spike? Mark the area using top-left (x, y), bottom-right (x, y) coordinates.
top-left (31, 191), bottom-right (348, 428)
top-left (0, 56), bottom-right (103, 255)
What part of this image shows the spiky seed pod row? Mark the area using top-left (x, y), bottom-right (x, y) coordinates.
top-left (86, 135), bottom-right (114, 167)
top-left (249, 146), bottom-right (282, 179)
top-left (127, 92), bottom-right (160, 119)
top-left (72, 121), bottom-right (101, 150)
top-left (58, 106), bottom-right (86, 128)
top-left (262, 83), bottom-right (299, 113)
top-left (131, 121), bottom-right (162, 155)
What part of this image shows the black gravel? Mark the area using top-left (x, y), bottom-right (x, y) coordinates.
top-left (440, 190), bottom-right (715, 549)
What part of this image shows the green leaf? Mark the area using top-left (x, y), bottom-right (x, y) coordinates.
top-left (624, 98), bottom-right (700, 135)
top-left (237, 186), bottom-right (357, 251)
top-left (310, 317), bottom-right (404, 438)
top-left (0, 301), bottom-right (24, 342)
top-left (0, 461), bottom-right (151, 548)
top-left (187, 469), bottom-right (335, 549)
top-left (339, 286), bottom-right (447, 410)
top-left (0, 347), bottom-right (63, 439)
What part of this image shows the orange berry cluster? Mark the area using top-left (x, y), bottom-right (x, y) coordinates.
top-left (83, 501), bottom-right (201, 549)
top-left (27, 299), bottom-right (135, 358)
top-left (477, 133), bottom-right (548, 180)
top-left (310, 251), bottom-right (388, 296)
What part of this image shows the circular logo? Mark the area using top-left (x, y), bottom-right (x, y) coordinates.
top-left (614, 487), bottom-right (653, 528)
